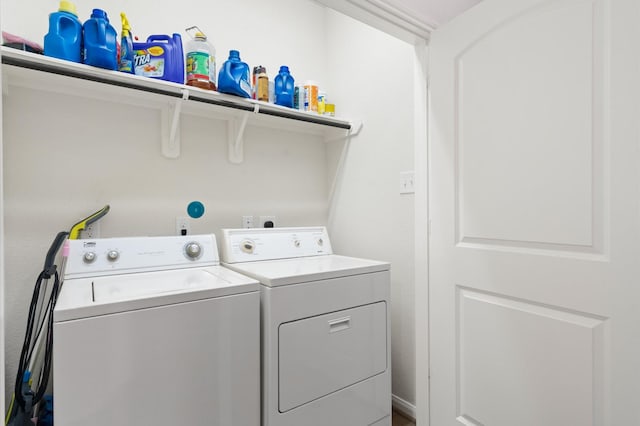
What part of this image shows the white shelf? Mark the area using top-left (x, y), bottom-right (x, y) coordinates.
top-left (1, 47), bottom-right (359, 162)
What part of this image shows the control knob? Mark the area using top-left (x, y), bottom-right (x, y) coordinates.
top-left (240, 240), bottom-right (255, 254)
top-left (83, 252), bottom-right (96, 264)
top-left (107, 250), bottom-right (120, 262)
top-left (185, 242), bottom-right (202, 259)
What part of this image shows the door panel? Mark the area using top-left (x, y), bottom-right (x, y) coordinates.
top-left (457, 288), bottom-right (606, 426)
top-left (428, 0), bottom-right (640, 425)
top-left (456, 0), bottom-right (600, 250)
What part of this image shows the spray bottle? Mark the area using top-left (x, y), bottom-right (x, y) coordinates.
top-left (119, 12), bottom-right (134, 73)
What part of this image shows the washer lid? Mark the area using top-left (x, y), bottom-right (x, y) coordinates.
top-left (222, 254), bottom-right (389, 287)
top-left (54, 266), bottom-right (259, 322)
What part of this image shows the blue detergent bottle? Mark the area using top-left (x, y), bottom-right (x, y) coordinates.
top-left (133, 34), bottom-right (185, 84)
top-left (83, 9), bottom-right (118, 70)
top-left (44, 0), bottom-right (82, 62)
top-left (218, 50), bottom-right (251, 98)
top-left (274, 66), bottom-right (295, 108)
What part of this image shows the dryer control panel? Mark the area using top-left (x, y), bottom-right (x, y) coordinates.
top-left (64, 234), bottom-right (219, 279)
top-left (220, 227), bottom-right (333, 263)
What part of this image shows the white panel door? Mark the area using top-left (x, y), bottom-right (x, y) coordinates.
top-left (428, 0), bottom-right (640, 425)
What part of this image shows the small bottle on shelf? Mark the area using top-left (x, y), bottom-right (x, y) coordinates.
top-left (256, 66), bottom-right (269, 102)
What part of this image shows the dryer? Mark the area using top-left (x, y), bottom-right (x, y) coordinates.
top-left (220, 227), bottom-right (391, 426)
top-left (53, 234), bottom-right (260, 426)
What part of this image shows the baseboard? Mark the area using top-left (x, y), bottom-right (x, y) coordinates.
top-left (392, 394), bottom-right (416, 421)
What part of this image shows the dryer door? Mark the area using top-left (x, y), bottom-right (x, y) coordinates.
top-left (278, 301), bottom-right (387, 412)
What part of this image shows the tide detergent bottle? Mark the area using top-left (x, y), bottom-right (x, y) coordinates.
top-left (275, 66), bottom-right (295, 108)
top-left (83, 9), bottom-right (118, 70)
top-left (44, 0), bottom-right (82, 62)
top-left (218, 50), bottom-right (251, 98)
top-left (133, 34), bottom-right (184, 84)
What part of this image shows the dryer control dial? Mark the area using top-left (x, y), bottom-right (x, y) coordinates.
top-left (184, 242), bottom-right (202, 259)
top-left (83, 252), bottom-right (96, 263)
top-left (294, 240), bottom-right (301, 248)
top-left (240, 240), bottom-right (255, 254)
top-left (107, 250), bottom-right (120, 262)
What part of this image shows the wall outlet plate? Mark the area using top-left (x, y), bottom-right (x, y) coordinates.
top-left (81, 222), bottom-right (100, 239)
top-left (176, 216), bottom-right (190, 235)
top-left (259, 215), bottom-right (276, 228)
top-left (242, 215), bottom-right (254, 228)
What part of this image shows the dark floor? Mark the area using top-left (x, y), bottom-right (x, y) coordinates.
top-left (392, 410), bottom-right (416, 426)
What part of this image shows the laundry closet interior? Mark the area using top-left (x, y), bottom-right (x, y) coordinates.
top-left (0, 0), bottom-right (425, 423)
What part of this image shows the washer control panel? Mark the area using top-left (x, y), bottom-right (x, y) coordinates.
top-left (65, 234), bottom-right (217, 279)
top-left (220, 227), bottom-right (332, 263)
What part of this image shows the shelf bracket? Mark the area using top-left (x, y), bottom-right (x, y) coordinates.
top-left (161, 88), bottom-right (189, 159)
top-left (349, 120), bottom-right (364, 137)
top-left (228, 103), bottom-right (260, 164)
top-left (324, 119), bottom-right (364, 143)
top-left (327, 119), bottom-right (363, 215)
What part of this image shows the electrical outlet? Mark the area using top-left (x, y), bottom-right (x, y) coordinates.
top-left (242, 215), bottom-right (254, 228)
top-left (81, 222), bottom-right (100, 239)
top-left (399, 171), bottom-right (415, 194)
top-left (176, 216), bottom-right (190, 236)
top-left (259, 215), bottom-right (276, 228)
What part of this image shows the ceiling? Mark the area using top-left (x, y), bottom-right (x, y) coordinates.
top-left (316, 0), bottom-right (482, 42)
top-left (388, 0), bottom-right (482, 27)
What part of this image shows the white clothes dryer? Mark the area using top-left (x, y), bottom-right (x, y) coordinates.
top-left (220, 227), bottom-right (391, 426)
top-left (53, 234), bottom-right (260, 426)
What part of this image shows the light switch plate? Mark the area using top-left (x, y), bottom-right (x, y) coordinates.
top-left (400, 171), bottom-right (415, 194)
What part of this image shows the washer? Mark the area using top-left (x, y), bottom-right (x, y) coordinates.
top-left (220, 227), bottom-right (391, 426)
top-left (53, 234), bottom-right (260, 426)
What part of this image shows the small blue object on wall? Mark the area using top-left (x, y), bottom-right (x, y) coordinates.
top-left (187, 201), bottom-right (205, 219)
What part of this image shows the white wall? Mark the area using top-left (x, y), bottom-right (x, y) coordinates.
top-left (2, 0), bottom-right (327, 84)
top-left (1, 0), bottom-right (417, 413)
top-left (325, 10), bottom-right (417, 409)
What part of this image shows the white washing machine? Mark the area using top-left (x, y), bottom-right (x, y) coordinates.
top-left (53, 234), bottom-right (260, 426)
top-left (220, 227), bottom-right (391, 426)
